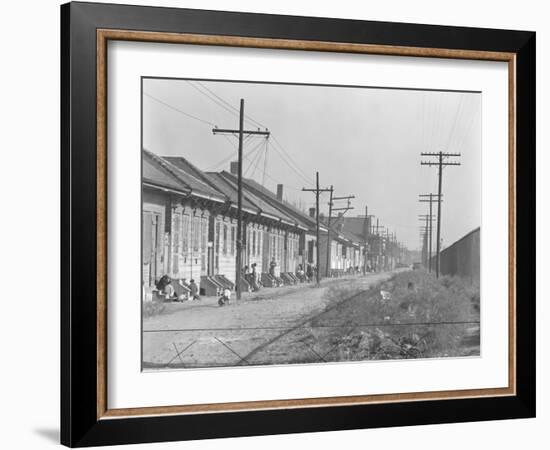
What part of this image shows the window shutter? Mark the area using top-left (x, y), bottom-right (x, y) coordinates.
top-left (172, 212), bottom-right (181, 275)
top-left (142, 212), bottom-right (152, 264)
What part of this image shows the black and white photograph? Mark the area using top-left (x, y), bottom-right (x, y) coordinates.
top-left (141, 77), bottom-right (481, 370)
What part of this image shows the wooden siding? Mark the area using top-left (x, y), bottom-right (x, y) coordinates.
top-left (168, 204), bottom-right (210, 283)
top-left (142, 190), bottom-right (166, 289)
top-left (214, 215), bottom-right (238, 282)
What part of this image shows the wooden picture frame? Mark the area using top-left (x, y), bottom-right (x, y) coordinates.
top-left (61, 1), bottom-right (535, 447)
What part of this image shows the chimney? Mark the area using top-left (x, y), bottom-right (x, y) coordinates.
top-left (230, 161), bottom-right (239, 175)
top-left (309, 207), bottom-right (316, 218)
top-left (276, 184), bottom-right (284, 201)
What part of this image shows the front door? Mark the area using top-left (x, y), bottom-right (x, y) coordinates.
top-left (142, 212), bottom-right (161, 287)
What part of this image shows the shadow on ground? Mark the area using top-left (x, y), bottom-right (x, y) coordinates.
top-left (34, 428), bottom-right (59, 444)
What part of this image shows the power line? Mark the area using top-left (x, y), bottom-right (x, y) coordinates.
top-left (146, 89), bottom-right (313, 189)
top-left (244, 140), bottom-right (266, 177)
top-left (452, 96), bottom-right (479, 154)
top-left (250, 139), bottom-right (268, 178)
top-left (196, 81), bottom-right (268, 130)
top-left (250, 139), bottom-right (267, 180)
top-left (271, 135), bottom-right (315, 185)
top-left (270, 143), bottom-right (314, 187)
top-left (262, 138), bottom-right (269, 187)
top-left (143, 92), bottom-right (216, 127)
top-left (205, 138), bottom-right (265, 171)
top-left (186, 80), bottom-right (241, 121)
top-left (445, 95), bottom-right (465, 152)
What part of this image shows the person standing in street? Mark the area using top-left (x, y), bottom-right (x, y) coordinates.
top-left (189, 279), bottom-right (200, 301)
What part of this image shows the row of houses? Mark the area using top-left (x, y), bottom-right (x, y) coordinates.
top-left (142, 149), bottom-right (371, 298)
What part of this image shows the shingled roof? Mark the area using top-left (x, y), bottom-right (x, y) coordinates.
top-left (153, 153), bottom-right (227, 202)
top-left (143, 151), bottom-right (364, 246)
top-left (240, 177), bottom-right (326, 233)
top-left (143, 149), bottom-right (191, 195)
top-left (216, 172), bottom-right (301, 227)
top-left (202, 171), bottom-right (263, 216)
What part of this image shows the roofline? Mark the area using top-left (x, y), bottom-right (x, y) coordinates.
top-left (189, 191), bottom-right (227, 203)
top-left (143, 182), bottom-right (191, 197)
top-left (238, 177), bottom-right (320, 231)
top-left (216, 172), bottom-right (302, 226)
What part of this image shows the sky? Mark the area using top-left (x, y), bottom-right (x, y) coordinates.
top-left (142, 78), bottom-right (481, 251)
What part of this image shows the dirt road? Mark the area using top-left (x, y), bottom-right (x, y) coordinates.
top-left (142, 272), bottom-right (391, 369)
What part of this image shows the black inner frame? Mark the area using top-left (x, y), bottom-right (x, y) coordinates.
top-left (61, 2), bottom-right (535, 447)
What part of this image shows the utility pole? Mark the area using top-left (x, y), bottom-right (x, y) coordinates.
top-left (327, 197), bottom-right (355, 276)
top-left (325, 186), bottom-right (334, 278)
top-left (363, 207), bottom-right (374, 275)
top-left (421, 151), bottom-right (461, 277)
top-left (392, 232), bottom-right (398, 265)
top-left (386, 229), bottom-right (392, 270)
top-left (418, 215), bottom-right (432, 267)
top-left (374, 220), bottom-right (384, 272)
top-left (363, 206), bottom-right (368, 274)
top-left (419, 193), bottom-right (441, 272)
top-left (418, 214), bottom-right (435, 269)
top-left (302, 172), bottom-right (332, 286)
top-left (212, 99), bottom-right (270, 300)
top-left (328, 195), bottom-right (355, 276)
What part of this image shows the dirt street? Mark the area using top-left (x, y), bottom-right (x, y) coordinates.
top-left (142, 272), bottom-right (392, 369)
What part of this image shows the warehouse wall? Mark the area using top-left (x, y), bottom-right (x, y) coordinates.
top-left (438, 227), bottom-right (480, 284)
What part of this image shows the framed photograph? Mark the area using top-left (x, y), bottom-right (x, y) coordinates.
top-left (61, 1), bottom-right (535, 447)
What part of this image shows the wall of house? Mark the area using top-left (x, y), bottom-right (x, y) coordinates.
top-left (246, 222), bottom-right (265, 272)
top-left (145, 190), bottom-right (351, 289)
top-left (142, 190), bottom-right (167, 294)
top-left (304, 234), bottom-right (316, 268)
top-left (213, 215), bottom-right (237, 282)
top-left (286, 231), bottom-right (300, 273)
top-left (265, 227), bottom-right (285, 276)
top-left (168, 203), bottom-right (210, 284)
top-left (319, 235), bottom-right (351, 276)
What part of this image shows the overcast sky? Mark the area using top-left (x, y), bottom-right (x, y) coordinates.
top-left (143, 78), bottom-right (481, 251)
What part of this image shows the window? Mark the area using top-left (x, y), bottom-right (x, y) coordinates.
top-left (223, 224), bottom-right (228, 255)
top-left (215, 220), bottom-right (221, 269)
top-left (270, 235), bottom-right (276, 259)
top-left (182, 214), bottom-right (190, 257)
top-left (215, 221), bottom-right (220, 252)
top-left (192, 216), bottom-right (200, 252)
top-left (278, 234), bottom-right (284, 264)
top-left (231, 225), bottom-right (236, 255)
top-left (172, 212), bottom-right (181, 274)
top-left (173, 212), bottom-right (181, 252)
top-left (201, 217), bottom-right (208, 267)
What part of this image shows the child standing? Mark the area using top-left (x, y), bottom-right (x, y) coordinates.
top-left (189, 279), bottom-right (200, 301)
